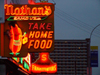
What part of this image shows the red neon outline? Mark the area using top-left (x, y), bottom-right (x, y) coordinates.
top-left (32, 64), bottom-right (57, 73)
top-left (9, 24), bottom-right (22, 55)
top-left (4, 4), bottom-right (52, 16)
top-left (32, 53), bottom-right (57, 73)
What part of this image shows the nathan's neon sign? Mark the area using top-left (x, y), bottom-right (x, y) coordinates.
top-left (4, 4), bottom-right (52, 16)
top-left (3, 3), bottom-right (54, 57)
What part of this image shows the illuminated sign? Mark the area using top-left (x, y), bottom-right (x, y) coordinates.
top-left (4, 4), bottom-right (52, 21)
top-left (12, 53), bottom-right (31, 73)
top-left (3, 3), bottom-right (54, 57)
top-left (32, 64), bottom-right (57, 73)
top-left (28, 23), bottom-right (53, 51)
top-left (4, 4), bottom-right (52, 16)
top-left (32, 53), bottom-right (57, 73)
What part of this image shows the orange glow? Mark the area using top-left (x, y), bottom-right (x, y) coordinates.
top-left (19, 65), bottom-right (28, 72)
top-left (28, 40), bottom-right (34, 49)
top-left (35, 31), bottom-right (40, 38)
top-left (23, 37), bottom-right (28, 44)
top-left (9, 24), bottom-right (22, 55)
top-left (12, 57), bottom-right (19, 62)
top-left (40, 31), bottom-right (48, 38)
top-left (14, 7), bottom-right (20, 15)
top-left (44, 6), bottom-right (52, 16)
top-left (41, 54), bottom-right (47, 61)
top-left (46, 40), bottom-right (52, 49)
top-left (28, 40), bottom-right (52, 49)
top-left (40, 40), bottom-right (46, 49)
top-left (23, 32), bottom-right (28, 44)
top-left (4, 4), bottom-right (52, 16)
top-left (38, 7), bottom-right (45, 15)
top-left (32, 64), bottom-right (57, 73)
top-left (4, 4), bottom-right (14, 15)
top-left (48, 31), bottom-right (53, 38)
top-left (14, 16), bottom-right (29, 20)
top-left (34, 40), bottom-right (40, 49)
top-left (29, 31), bottom-right (35, 38)
top-left (31, 53), bottom-right (57, 73)
top-left (29, 31), bottom-right (53, 38)
top-left (20, 6), bottom-right (26, 15)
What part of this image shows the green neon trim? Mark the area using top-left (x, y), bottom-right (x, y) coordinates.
top-left (14, 40), bottom-right (21, 46)
top-left (9, 52), bottom-right (14, 55)
top-left (7, 16), bottom-right (15, 21)
top-left (24, 61), bottom-right (29, 71)
top-left (21, 58), bottom-right (23, 64)
top-left (25, 32), bottom-right (26, 34)
top-left (14, 43), bottom-right (21, 46)
top-left (23, 32), bottom-right (27, 36)
top-left (7, 16), bottom-right (48, 21)
top-left (16, 53), bottom-right (20, 56)
top-left (13, 57), bottom-right (17, 61)
top-left (42, 16), bottom-right (48, 20)
top-left (14, 40), bottom-right (20, 42)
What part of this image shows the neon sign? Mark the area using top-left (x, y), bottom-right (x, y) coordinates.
top-left (32, 64), bottom-right (57, 73)
top-left (4, 4), bottom-right (52, 16)
top-left (9, 24), bottom-right (23, 56)
top-left (3, 3), bottom-right (54, 57)
top-left (32, 53), bottom-right (57, 73)
top-left (4, 4), bottom-right (53, 21)
top-left (12, 53), bottom-right (31, 73)
top-left (28, 23), bottom-right (53, 50)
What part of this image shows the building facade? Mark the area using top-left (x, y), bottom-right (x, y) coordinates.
top-left (34, 39), bottom-right (89, 75)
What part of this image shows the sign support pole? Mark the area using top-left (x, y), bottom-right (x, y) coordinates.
top-left (1, 23), bottom-right (4, 56)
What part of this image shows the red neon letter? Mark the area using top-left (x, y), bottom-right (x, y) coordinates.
top-left (39, 23), bottom-right (45, 30)
top-left (46, 23), bottom-right (52, 30)
top-left (33, 23), bottom-right (38, 30)
top-left (29, 23), bottom-right (33, 29)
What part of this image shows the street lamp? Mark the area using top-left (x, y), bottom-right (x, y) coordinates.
top-left (89, 24), bottom-right (100, 75)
